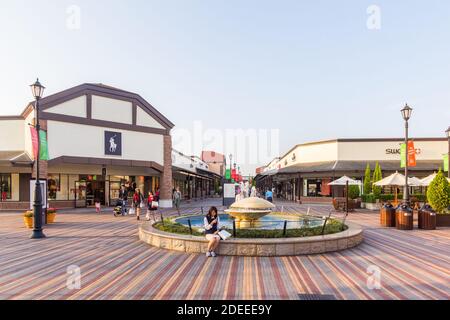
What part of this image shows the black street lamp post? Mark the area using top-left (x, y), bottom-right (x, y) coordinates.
top-left (401, 104), bottom-right (413, 204)
top-left (446, 127), bottom-right (450, 179)
top-left (30, 79), bottom-right (46, 239)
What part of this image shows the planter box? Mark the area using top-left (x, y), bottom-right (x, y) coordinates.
top-left (363, 202), bottom-right (381, 211)
top-left (436, 214), bottom-right (450, 227)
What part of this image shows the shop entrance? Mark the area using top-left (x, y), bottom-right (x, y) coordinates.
top-left (86, 181), bottom-right (106, 206)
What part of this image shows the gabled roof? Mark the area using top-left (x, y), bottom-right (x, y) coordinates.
top-left (22, 83), bottom-right (174, 129)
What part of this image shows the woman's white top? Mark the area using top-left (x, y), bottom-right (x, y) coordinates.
top-left (204, 216), bottom-right (220, 231)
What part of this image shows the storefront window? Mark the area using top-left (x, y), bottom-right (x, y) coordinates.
top-left (69, 175), bottom-right (79, 200)
top-left (0, 174), bottom-right (11, 201)
top-left (48, 174), bottom-right (60, 200)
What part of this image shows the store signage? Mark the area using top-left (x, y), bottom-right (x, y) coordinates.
top-left (386, 147), bottom-right (421, 155)
top-left (105, 131), bottom-right (122, 156)
top-left (444, 154), bottom-right (449, 172)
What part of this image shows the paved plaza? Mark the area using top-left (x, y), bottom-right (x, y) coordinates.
top-left (0, 200), bottom-right (449, 300)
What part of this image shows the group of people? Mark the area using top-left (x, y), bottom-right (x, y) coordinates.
top-left (119, 184), bottom-right (160, 221)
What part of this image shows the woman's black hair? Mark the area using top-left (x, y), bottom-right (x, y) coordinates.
top-left (207, 206), bottom-right (218, 218)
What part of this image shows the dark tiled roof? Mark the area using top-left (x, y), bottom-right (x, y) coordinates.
top-left (276, 160), bottom-right (443, 174)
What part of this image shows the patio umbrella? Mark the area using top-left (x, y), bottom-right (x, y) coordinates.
top-left (328, 176), bottom-right (361, 186)
top-left (328, 176), bottom-right (361, 215)
top-left (420, 173), bottom-right (450, 186)
top-left (374, 172), bottom-right (422, 204)
top-left (408, 177), bottom-right (425, 187)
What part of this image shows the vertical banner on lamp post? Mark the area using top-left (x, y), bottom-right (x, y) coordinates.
top-left (30, 127), bottom-right (39, 159)
top-left (444, 154), bottom-right (449, 172)
top-left (400, 143), bottom-right (407, 168)
top-left (408, 141), bottom-right (416, 167)
top-left (39, 130), bottom-right (49, 160)
top-left (225, 169), bottom-right (231, 180)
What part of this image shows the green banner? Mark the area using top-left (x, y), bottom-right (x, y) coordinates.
top-left (39, 130), bottom-right (49, 160)
top-left (444, 154), bottom-right (449, 172)
top-left (400, 143), bottom-right (406, 168)
top-left (225, 169), bottom-right (231, 180)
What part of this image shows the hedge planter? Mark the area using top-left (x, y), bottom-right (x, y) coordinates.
top-left (436, 214), bottom-right (450, 227)
top-left (363, 202), bottom-right (381, 211)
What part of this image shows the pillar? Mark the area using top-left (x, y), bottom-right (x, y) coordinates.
top-left (159, 135), bottom-right (173, 208)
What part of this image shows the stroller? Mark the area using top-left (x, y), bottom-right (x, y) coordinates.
top-left (113, 199), bottom-right (126, 217)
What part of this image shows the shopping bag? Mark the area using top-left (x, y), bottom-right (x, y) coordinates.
top-left (218, 230), bottom-right (232, 240)
top-left (129, 207), bottom-right (136, 215)
top-left (151, 201), bottom-right (159, 209)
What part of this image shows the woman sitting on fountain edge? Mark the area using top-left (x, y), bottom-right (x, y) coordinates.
top-left (204, 207), bottom-right (221, 257)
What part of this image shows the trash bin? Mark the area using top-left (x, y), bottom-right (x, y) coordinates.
top-left (396, 204), bottom-right (413, 230)
top-left (418, 204), bottom-right (436, 230)
top-left (380, 203), bottom-right (396, 227)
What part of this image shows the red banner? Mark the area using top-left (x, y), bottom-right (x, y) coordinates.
top-left (30, 127), bottom-right (39, 159)
top-left (408, 141), bottom-right (416, 167)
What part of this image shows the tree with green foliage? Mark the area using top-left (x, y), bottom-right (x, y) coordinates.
top-left (363, 164), bottom-right (372, 195)
top-left (372, 162), bottom-right (383, 198)
top-left (427, 169), bottom-right (450, 213)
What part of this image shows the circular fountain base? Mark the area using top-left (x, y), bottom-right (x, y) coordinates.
top-left (138, 221), bottom-right (363, 256)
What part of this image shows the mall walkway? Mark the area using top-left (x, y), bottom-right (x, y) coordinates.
top-left (0, 200), bottom-right (449, 300)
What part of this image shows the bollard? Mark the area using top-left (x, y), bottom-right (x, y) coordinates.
top-left (321, 218), bottom-right (329, 235)
top-left (160, 213), bottom-right (164, 225)
top-left (201, 207), bottom-right (204, 215)
top-left (283, 220), bottom-right (288, 237)
top-left (233, 220), bottom-right (236, 238)
top-left (188, 219), bottom-right (193, 235)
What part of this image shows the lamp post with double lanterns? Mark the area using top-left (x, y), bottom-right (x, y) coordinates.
top-left (30, 79), bottom-right (46, 239)
top-left (401, 104), bottom-right (413, 204)
top-left (446, 127), bottom-right (450, 179)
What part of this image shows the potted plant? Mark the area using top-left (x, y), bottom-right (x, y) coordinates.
top-left (47, 208), bottom-right (57, 224)
top-left (23, 211), bottom-right (33, 228)
top-left (427, 170), bottom-right (450, 227)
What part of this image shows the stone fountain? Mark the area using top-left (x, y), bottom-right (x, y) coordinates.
top-left (225, 197), bottom-right (275, 222)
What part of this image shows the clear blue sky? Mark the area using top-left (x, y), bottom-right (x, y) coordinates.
top-left (1, 0), bottom-right (449, 174)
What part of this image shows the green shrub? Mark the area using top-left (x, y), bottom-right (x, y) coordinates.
top-left (362, 194), bottom-right (377, 203)
top-left (348, 184), bottom-right (361, 199)
top-left (153, 220), bottom-right (204, 236)
top-left (23, 211), bottom-right (33, 218)
top-left (427, 169), bottom-right (450, 214)
top-left (154, 218), bottom-right (347, 239)
top-left (363, 164), bottom-right (372, 195)
top-left (229, 219), bottom-right (347, 238)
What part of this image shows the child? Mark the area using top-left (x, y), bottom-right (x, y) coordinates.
top-left (95, 199), bottom-right (101, 213)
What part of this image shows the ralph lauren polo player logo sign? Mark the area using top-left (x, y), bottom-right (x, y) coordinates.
top-left (104, 131), bottom-right (122, 156)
